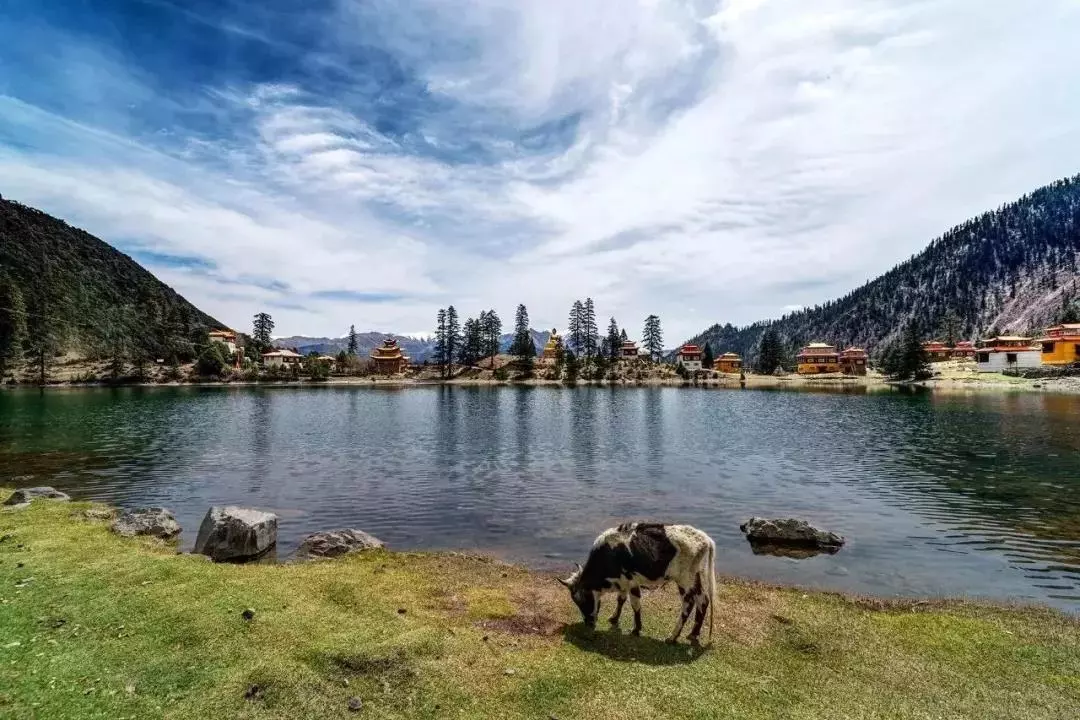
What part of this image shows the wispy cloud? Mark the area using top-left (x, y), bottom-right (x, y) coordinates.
top-left (3, 0), bottom-right (1080, 341)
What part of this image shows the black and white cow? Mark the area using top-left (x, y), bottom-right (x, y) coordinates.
top-left (559, 522), bottom-right (717, 645)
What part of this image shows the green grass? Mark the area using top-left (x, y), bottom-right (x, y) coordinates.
top-left (2, 494), bottom-right (1078, 719)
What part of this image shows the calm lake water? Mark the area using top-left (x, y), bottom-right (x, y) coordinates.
top-left (2, 385), bottom-right (1079, 610)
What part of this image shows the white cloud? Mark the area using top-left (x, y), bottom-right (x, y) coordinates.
top-left (3, 0), bottom-right (1080, 341)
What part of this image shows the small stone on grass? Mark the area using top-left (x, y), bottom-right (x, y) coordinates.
top-left (241, 608), bottom-right (255, 621)
top-left (347, 696), bottom-right (363, 712)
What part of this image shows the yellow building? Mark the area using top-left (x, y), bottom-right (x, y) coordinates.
top-left (714, 352), bottom-right (742, 373)
top-left (796, 343), bottom-right (839, 374)
top-left (1037, 324), bottom-right (1080, 365)
top-left (541, 329), bottom-right (562, 363)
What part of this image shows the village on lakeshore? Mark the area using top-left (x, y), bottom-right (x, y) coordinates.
top-left (164, 303), bottom-right (1080, 389)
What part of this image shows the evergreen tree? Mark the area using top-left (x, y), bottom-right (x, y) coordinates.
top-left (755, 328), bottom-right (783, 374)
top-left (433, 309), bottom-right (449, 377)
top-left (563, 349), bottom-right (579, 385)
top-left (479, 309), bottom-right (500, 368)
top-left (567, 301), bottom-right (584, 355)
top-left (642, 315), bottom-right (663, 361)
top-left (941, 310), bottom-right (960, 347)
top-left (460, 317), bottom-right (483, 367)
top-left (702, 342), bottom-right (714, 370)
top-left (884, 320), bottom-right (932, 381)
top-left (252, 312), bottom-right (274, 353)
top-left (0, 275), bottom-right (27, 378)
top-left (446, 306), bottom-right (462, 374)
top-left (582, 298), bottom-right (599, 361)
top-left (509, 304), bottom-right (535, 357)
top-left (347, 324), bottom-right (359, 355)
top-left (620, 328), bottom-right (629, 342)
top-left (606, 317), bottom-right (621, 361)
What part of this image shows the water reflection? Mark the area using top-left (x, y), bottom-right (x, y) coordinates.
top-left (1, 385), bottom-right (1078, 610)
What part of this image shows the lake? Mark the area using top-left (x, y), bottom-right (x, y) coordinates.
top-left (2, 385), bottom-right (1079, 611)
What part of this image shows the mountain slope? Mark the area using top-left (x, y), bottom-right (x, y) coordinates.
top-left (0, 197), bottom-right (223, 362)
top-left (690, 174), bottom-right (1080, 362)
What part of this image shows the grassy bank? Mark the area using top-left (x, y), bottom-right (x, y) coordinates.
top-left (2, 495), bottom-right (1078, 719)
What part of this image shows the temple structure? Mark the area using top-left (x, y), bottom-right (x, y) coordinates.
top-left (975, 336), bottom-right (1041, 372)
top-left (676, 344), bottom-right (703, 371)
top-left (951, 340), bottom-right (976, 359)
top-left (922, 341), bottom-right (951, 361)
top-left (370, 338), bottom-right (410, 374)
top-left (207, 329), bottom-right (238, 354)
top-left (1036, 324), bottom-right (1080, 365)
top-left (541, 329), bottom-right (562, 364)
top-left (619, 340), bottom-right (640, 360)
top-left (714, 352), bottom-right (742, 373)
top-left (839, 347), bottom-right (869, 375)
top-left (796, 343), bottom-right (839, 374)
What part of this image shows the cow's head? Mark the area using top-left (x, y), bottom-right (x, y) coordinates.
top-left (558, 563), bottom-right (597, 628)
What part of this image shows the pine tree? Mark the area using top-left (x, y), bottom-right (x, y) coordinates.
top-left (702, 342), bottom-right (714, 370)
top-left (477, 309), bottom-right (500, 368)
top-left (563, 349), bottom-right (579, 385)
top-left (433, 309), bottom-right (449, 377)
top-left (0, 275), bottom-right (27, 378)
top-left (567, 301), bottom-right (584, 355)
top-left (347, 325), bottom-right (359, 355)
top-left (460, 317), bottom-right (483, 367)
top-left (446, 306), bottom-right (462, 374)
top-left (941, 310), bottom-right (960, 347)
top-left (884, 320), bottom-right (932, 381)
top-left (620, 328), bottom-right (629, 343)
top-left (642, 315), bottom-right (663, 361)
top-left (509, 304), bottom-right (535, 357)
top-left (755, 328), bottom-right (783, 374)
top-left (606, 318), bottom-right (620, 361)
top-left (252, 312), bottom-right (274, 353)
top-left (582, 298), bottom-right (598, 361)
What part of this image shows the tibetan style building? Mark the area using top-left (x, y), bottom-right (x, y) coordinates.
top-left (714, 352), bottom-right (742, 373)
top-left (618, 340), bottom-right (640, 359)
top-left (676, 344), bottom-right (703, 371)
top-left (1036, 324), bottom-right (1080, 365)
top-left (839, 347), bottom-right (869, 375)
top-left (951, 340), bottom-right (976, 359)
top-left (975, 336), bottom-right (1041, 373)
top-left (796, 343), bottom-right (839, 374)
top-left (370, 338), bottom-right (410, 374)
top-left (922, 341), bottom-right (951, 361)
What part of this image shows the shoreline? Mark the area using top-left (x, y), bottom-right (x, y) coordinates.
top-left (9, 371), bottom-right (1080, 395)
top-left (2, 493), bottom-right (1077, 719)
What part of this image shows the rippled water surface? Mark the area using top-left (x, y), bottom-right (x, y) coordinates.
top-left (2, 385), bottom-right (1079, 610)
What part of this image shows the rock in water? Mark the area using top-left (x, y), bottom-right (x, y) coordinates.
top-left (193, 506), bottom-right (278, 562)
top-left (294, 529), bottom-right (385, 560)
top-left (740, 517), bottom-right (845, 550)
top-left (111, 508), bottom-right (181, 540)
top-left (3, 487), bottom-right (71, 506)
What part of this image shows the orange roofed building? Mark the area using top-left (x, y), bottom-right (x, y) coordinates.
top-left (619, 340), bottom-right (640, 360)
top-left (370, 338), bottom-right (410, 374)
top-left (714, 352), bottom-right (742, 373)
top-left (796, 343), bottom-right (839, 374)
top-left (1037, 324), bottom-right (1080, 366)
top-left (951, 340), bottom-right (976, 359)
top-left (839, 347), bottom-right (869, 375)
top-left (922, 341), bottom-right (951, 361)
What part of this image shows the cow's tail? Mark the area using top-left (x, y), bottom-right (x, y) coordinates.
top-left (706, 536), bottom-right (717, 644)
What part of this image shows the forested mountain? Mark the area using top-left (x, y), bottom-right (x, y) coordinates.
top-left (690, 174), bottom-right (1080, 363)
top-left (0, 197), bottom-right (223, 369)
top-left (275, 329), bottom-right (551, 362)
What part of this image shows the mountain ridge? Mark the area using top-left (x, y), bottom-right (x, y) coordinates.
top-left (687, 174), bottom-right (1080, 363)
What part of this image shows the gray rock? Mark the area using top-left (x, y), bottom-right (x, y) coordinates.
top-left (294, 529), bottom-right (385, 560)
top-left (740, 517), bottom-right (845, 549)
top-left (347, 696), bottom-right (363, 712)
top-left (111, 508), bottom-right (181, 540)
top-left (3, 487), bottom-right (71, 506)
top-left (194, 506), bottom-right (278, 562)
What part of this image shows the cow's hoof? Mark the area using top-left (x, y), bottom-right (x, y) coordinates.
top-left (608, 617), bottom-right (620, 626)
top-left (630, 628), bottom-right (641, 637)
top-left (688, 636), bottom-right (702, 647)
top-left (664, 636), bottom-right (678, 645)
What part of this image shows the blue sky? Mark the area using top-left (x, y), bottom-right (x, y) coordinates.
top-left (3, 1), bottom-right (1080, 341)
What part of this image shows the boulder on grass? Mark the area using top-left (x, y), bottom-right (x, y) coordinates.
top-left (3, 487), bottom-right (71, 506)
top-left (740, 517), bottom-right (845, 550)
top-left (194, 506), bottom-right (277, 562)
top-left (294, 529), bottom-right (385, 560)
top-left (112, 508), bottom-right (182, 540)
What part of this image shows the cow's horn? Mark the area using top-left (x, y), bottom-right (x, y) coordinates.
top-left (557, 577), bottom-right (570, 588)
